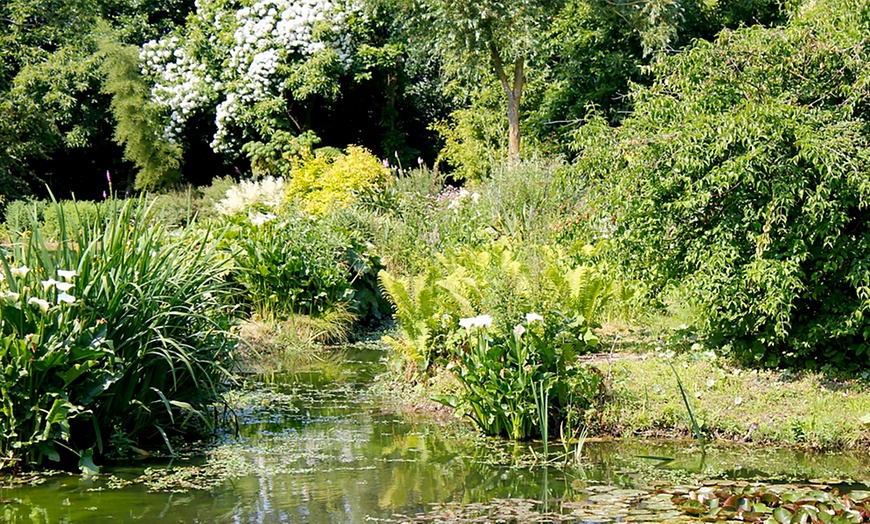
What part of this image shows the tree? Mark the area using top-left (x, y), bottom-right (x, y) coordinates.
top-left (412, 0), bottom-right (563, 162)
top-left (0, 0), bottom-right (197, 198)
top-left (577, 0), bottom-right (870, 368)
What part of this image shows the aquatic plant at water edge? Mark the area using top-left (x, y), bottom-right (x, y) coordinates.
top-left (0, 199), bottom-right (236, 470)
top-left (379, 239), bottom-right (614, 371)
top-left (435, 313), bottom-right (601, 440)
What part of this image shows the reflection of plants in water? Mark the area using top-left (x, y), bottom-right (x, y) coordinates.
top-left (584, 440), bottom-right (870, 486)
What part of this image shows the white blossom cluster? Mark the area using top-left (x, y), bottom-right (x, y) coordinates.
top-left (140, 37), bottom-right (213, 143)
top-left (212, 0), bottom-right (353, 152)
top-left (216, 176), bottom-right (286, 216)
top-left (143, 0), bottom-right (361, 154)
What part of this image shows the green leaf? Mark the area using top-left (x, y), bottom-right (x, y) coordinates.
top-left (78, 448), bottom-right (100, 476)
top-left (774, 506), bottom-right (793, 524)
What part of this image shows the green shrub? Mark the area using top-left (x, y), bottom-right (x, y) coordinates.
top-left (286, 145), bottom-right (390, 215)
top-left (3, 200), bottom-right (48, 234)
top-left (577, 0), bottom-right (870, 368)
top-left (431, 85), bottom-right (507, 181)
top-left (228, 210), bottom-right (386, 321)
top-left (4, 199), bottom-right (111, 242)
top-left (0, 199), bottom-right (236, 470)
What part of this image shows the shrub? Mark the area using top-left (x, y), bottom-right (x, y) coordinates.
top-left (228, 210), bottom-right (387, 321)
top-left (0, 199), bottom-right (236, 470)
top-left (4, 199), bottom-right (109, 242)
top-left (576, 0), bottom-right (870, 368)
top-left (215, 176), bottom-right (285, 217)
top-left (430, 85), bottom-right (507, 181)
top-left (285, 145), bottom-right (390, 215)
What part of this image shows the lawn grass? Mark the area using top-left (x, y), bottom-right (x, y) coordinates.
top-left (592, 352), bottom-right (870, 450)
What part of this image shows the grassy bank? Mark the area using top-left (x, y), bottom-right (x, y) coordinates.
top-left (591, 353), bottom-right (870, 451)
top-left (374, 341), bottom-right (870, 452)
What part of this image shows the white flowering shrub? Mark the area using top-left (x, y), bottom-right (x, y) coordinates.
top-left (215, 175), bottom-right (286, 216)
top-left (140, 37), bottom-right (214, 143)
top-left (140, 0), bottom-right (360, 155)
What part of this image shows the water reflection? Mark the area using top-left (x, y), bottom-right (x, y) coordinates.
top-left (3, 347), bottom-right (870, 523)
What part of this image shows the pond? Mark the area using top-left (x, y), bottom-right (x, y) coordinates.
top-left (3, 344), bottom-right (870, 523)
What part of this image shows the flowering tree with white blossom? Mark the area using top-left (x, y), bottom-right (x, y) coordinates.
top-left (131, 0), bottom-right (360, 185)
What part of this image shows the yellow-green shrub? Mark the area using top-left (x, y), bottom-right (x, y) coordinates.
top-left (286, 146), bottom-right (389, 215)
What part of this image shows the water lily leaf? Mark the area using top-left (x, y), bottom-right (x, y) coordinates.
top-left (774, 506), bottom-right (793, 524)
top-left (801, 505), bottom-right (819, 519)
top-left (704, 506), bottom-right (722, 520)
top-left (800, 490), bottom-right (831, 502)
top-left (847, 490), bottom-right (870, 502)
top-left (723, 495), bottom-right (740, 510)
top-left (790, 507), bottom-right (811, 524)
top-left (762, 492), bottom-right (782, 506)
top-left (681, 500), bottom-right (707, 515)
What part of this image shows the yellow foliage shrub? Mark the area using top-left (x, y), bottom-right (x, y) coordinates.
top-left (286, 145), bottom-right (389, 215)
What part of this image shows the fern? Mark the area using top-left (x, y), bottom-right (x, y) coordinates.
top-left (436, 267), bottom-right (481, 318)
top-left (378, 269), bottom-right (442, 367)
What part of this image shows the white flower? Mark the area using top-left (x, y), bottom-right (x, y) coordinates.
top-left (10, 266), bottom-right (29, 278)
top-left (459, 314), bottom-right (493, 329)
top-left (706, 379), bottom-right (715, 388)
top-left (525, 312), bottom-right (544, 323)
top-left (28, 297), bottom-right (50, 312)
top-left (249, 212), bottom-right (277, 226)
top-left (471, 192), bottom-right (480, 204)
top-left (56, 282), bottom-right (74, 292)
top-left (41, 278), bottom-right (60, 290)
top-left (57, 270), bottom-right (77, 280)
top-left (513, 324), bottom-right (525, 337)
top-left (734, 396), bottom-right (743, 406)
top-left (57, 292), bottom-right (76, 304)
top-left (4, 291), bottom-right (20, 302)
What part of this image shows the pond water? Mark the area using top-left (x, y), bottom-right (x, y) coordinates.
top-left (3, 345), bottom-right (870, 523)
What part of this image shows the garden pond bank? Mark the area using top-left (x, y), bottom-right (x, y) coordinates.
top-left (3, 343), bottom-right (870, 523)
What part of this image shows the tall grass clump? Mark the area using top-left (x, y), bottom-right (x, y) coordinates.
top-left (0, 199), bottom-right (236, 471)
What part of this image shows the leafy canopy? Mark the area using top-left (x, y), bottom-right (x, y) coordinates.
top-left (577, 0), bottom-right (870, 368)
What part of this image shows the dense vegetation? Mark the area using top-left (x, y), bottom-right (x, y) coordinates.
top-left (1, 0), bottom-right (869, 470)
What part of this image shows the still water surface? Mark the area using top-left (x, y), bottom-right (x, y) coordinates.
top-left (3, 346), bottom-right (869, 522)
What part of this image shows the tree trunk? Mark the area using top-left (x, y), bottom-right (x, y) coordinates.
top-left (490, 43), bottom-right (524, 163)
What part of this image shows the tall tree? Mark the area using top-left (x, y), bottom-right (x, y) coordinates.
top-left (413, 0), bottom-right (561, 162)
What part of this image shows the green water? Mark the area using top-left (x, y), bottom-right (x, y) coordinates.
top-left (3, 346), bottom-right (870, 523)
